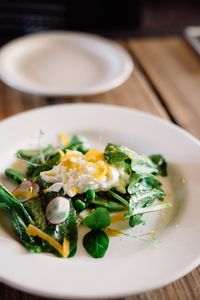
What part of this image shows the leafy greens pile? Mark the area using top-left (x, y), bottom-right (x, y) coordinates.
top-left (0, 134), bottom-right (171, 258)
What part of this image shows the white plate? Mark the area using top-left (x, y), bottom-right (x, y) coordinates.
top-left (0, 31), bottom-right (133, 96)
top-left (0, 103), bottom-right (200, 299)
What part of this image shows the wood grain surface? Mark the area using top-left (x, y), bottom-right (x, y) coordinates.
top-left (128, 37), bottom-right (200, 139)
top-left (0, 36), bottom-right (199, 300)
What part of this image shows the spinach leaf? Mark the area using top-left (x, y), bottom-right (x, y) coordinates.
top-left (5, 168), bottom-right (25, 184)
top-left (128, 173), bottom-right (161, 195)
top-left (39, 206), bottom-right (77, 257)
top-left (83, 207), bottom-right (111, 229)
top-left (104, 143), bottom-right (131, 164)
top-left (0, 203), bottom-right (9, 210)
top-left (23, 198), bottom-right (47, 231)
top-left (127, 172), bottom-right (165, 227)
top-left (83, 229), bottom-right (109, 258)
top-left (131, 154), bottom-right (158, 174)
top-left (58, 206), bottom-right (78, 257)
top-left (11, 210), bottom-right (28, 240)
top-left (11, 211), bottom-right (42, 253)
top-left (37, 176), bottom-right (51, 190)
top-left (149, 154), bottom-right (167, 176)
top-left (131, 153), bottom-right (167, 176)
top-left (41, 225), bottom-right (64, 256)
top-left (0, 184), bottom-right (33, 225)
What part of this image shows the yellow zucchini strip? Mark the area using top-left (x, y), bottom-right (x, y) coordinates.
top-left (63, 237), bottom-right (70, 257)
top-left (111, 213), bottom-right (125, 223)
top-left (26, 224), bottom-right (69, 257)
top-left (103, 228), bottom-right (121, 237)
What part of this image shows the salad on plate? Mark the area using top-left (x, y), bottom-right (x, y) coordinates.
top-left (0, 132), bottom-right (172, 258)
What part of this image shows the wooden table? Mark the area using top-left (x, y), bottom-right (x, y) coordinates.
top-left (0, 36), bottom-right (200, 300)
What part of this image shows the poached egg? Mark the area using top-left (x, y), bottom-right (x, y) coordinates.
top-left (40, 149), bottom-right (130, 197)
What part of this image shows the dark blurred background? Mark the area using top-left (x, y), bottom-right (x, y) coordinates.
top-left (0, 0), bottom-right (200, 45)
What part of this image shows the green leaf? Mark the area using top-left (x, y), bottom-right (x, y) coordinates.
top-left (11, 211), bottom-right (42, 253)
top-left (5, 168), bottom-right (25, 184)
top-left (149, 154), bottom-right (167, 176)
top-left (83, 207), bottom-right (111, 229)
top-left (28, 155), bottom-right (61, 179)
top-left (83, 229), bottom-right (109, 258)
top-left (27, 164), bottom-right (51, 178)
top-left (26, 145), bottom-right (58, 178)
top-left (131, 153), bottom-right (167, 176)
top-left (129, 188), bottom-right (165, 212)
top-left (16, 149), bottom-right (39, 159)
top-left (47, 152), bottom-right (61, 167)
top-left (69, 134), bottom-right (87, 146)
top-left (65, 134), bottom-right (90, 154)
top-left (0, 184), bottom-right (33, 225)
top-left (11, 210), bottom-right (29, 241)
top-left (22, 240), bottom-right (42, 253)
top-left (127, 173), bottom-right (141, 194)
top-left (18, 145), bottom-right (53, 162)
top-left (41, 206), bottom-right (78, 257)
top-left (128, 173), bottom-right (161, 195)
top-left (59, 206), bottom-right (78, 257)
top-left (37, 176), bottom-right (51, 190)
top-left (131, 154), bottom-right (157, 174)
top-left (23, 198), bottom-right (47, 230)
top-left (0, 202), bottom-right (9, 210)
top-left (104, 143), bottom-right (132, 164)
top-left (28, 151), bottom-right (62, 178)
top-left (129, 214), bottom-right (144, 227)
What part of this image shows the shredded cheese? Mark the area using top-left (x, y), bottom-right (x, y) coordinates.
top-left (85, 149), bottom-right (104, 162)
top-left (26, 224), bottom-right (69, 258)
top-left (59, 132), bottom-right (69, 146)
top-left (93, 160), bottom-right (108, 179)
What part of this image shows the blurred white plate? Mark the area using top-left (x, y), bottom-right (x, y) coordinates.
top-left (0, 31), bottom-right (133, 96)
top-left (0, 104), bottom-right (200, 298)
top-left (184, 26), bottom-right (200, 56)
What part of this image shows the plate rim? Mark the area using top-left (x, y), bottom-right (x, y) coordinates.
top-left (0, 256), bottom-right (199, 300)
top-left (0, 31), bottom-right (133, 97)
top-left (1, 102), bottom-right (200, 149)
